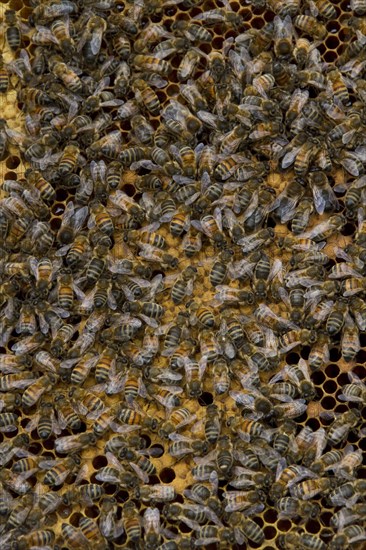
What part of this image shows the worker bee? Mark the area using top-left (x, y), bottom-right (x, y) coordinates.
top-left (60, 523), bottom-right (91, 550)
top-left (56, 201), bottom-right (88, 245)
top-left (0, 363), bottom-right (35, 388)
top-left (321, 409), bottom-right (362, 447)
top-left (273, 14), bottom-right (295, 58)
top-left (3, 9), bottom-right (26, 51)
top-left (77, 13), bottom-right (107, 64)
top-left (276, 496), bottom-right (320, 521)
top-left (49, 56), bottom-right (83, 94)
top-left (133, 54), bottom-right (171, 76)
top-left (167, 266), bottom-right (196, 305)
top-left (21, 373), bottom-right (58, 408)
top-left (328, 524), bottom-right (366, 550)
top-left (341, 315), bottom-right (360, 362)
top-left (338, 371), bottom-right (366, 405)
top-left (55, 431), bottom-right (97, 454)
top-left (41, 454), bottom-right (81, 487)
top-left (158, 407), bottom-right (196, 439)
top-left (308, 332), bottom-right (330, 371)
top-left (121, 501), bottom-right (142, 544)
top-left (168, 433), bottom-right (208, 459)
top-left (0, 54), bottom-right (10, 94)
top-left (147, 383), bottom-right (182, 410)
top-left (325, 300), bottom-right (348, 335)
top-left (328, 478), bottom-right (366, 508)
top-left (308, 171), bottom-right (339, 215)
top-left (278, 530), bottom-right (327, 550)
top-left (141, 507), bottom-right (163, 549)
top-left (24, 393), bottom-right (60, 440)
top-left (223, 488), bottom-right (266, 514)
top-left (350, 0), bottom-right (366, 15)
top-left (294, 14), bottom-right (327, 39)
top-left (183, 357), bottom-right (206, 398)
top-left (136, 484), bottom-right (177, 503)
top-left (132, 78), bottom-right (161, 115)
top-left (0, 118), bottom-right (9, 160)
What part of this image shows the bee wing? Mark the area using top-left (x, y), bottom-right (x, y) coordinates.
top-left (72, 205), bottom-right (88, 232)
top-left (193, 448), bottom-right (216, 466)
top-left (138, 314), bottom-right (158, 328)
top-left (330, 264), bottom-right (363, 279)
top-left (81, 289), bottom-right (95, 310)
top-left (54, 244), bottom-right (72, 257)
top-left (197, 110), bottom-right (220, 129)
top-left (229, 391), bottom-right (255, 409)
top-left (168, 432), bottom-right (192, 443)
top-left (347, 371), bottom-right (365, 386)
top-left (281, 146), bottom-right (302, 169)
top-left (128, 462), bottom-right (149, 483)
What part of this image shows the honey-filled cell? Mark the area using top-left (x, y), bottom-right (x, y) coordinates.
top-left (0, 0), bottom-right (365, 548)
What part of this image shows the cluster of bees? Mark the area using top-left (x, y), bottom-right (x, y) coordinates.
top-left (0, 0), bottom-right (366, 548)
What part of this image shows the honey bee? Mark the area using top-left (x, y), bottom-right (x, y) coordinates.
top-left (108, 189), bottom-right (145, 222)
top-left (122, 501), bottom-right (142, 544)
top-left (182, 230), bottom-right (202, 257)
top-left (111, 33), bottom-right (131, 60)
top-left (341, 315), bottom-right (360, 362)
top-left (56, 201), bottom-right (88, 245)
top-left (0, 54), bottom-right (10, 94)
top-left (0, 119), bottom-right (10, 161)
top-left (290, 476), bottom-right (336, 501)
top-left (350, 0), bottom-right (366, 15)
top-left (92, 346), bottom-right (116, 384)
top-left (132, 78), bottom-right (160, 115)
top-left (308, 171), bottom-right (339, 215)
top-left (223, 488), bottom-right (266, 513)
top-left (293, 37), bottom-right (312, 66)
top-left (273, 14), bottom-right (294, 58)
top-left (211, 358), bottom-right (230, 396)
top-left (78, 516), bottom-right (107, 549)
top-left (330, 503), bottom-right (366, 530)
top-left (308, 332), bottom-right (330, 371)
top-left (0, 411), bottom-right (19, 433)
top-left (17, 529), bottom-right (55, 550)
top-left (338, 371), bottom-right (366, 406)
top-left (50, 323), bottom-right (76, 357)
top-left (278, 530), bottom-right (327, 550)
top-left (329, 524), bottom-right (366, 550)
top-left (133, 54), bottom-right (171, 76)
top-left (123, 300), bottom-right (164, 329)
top-left (49, 56), bottom-right (83, 93)
top-left (42, 454), bottom-right (81, 487)
top-left (147, 383), bottom-right (182, 410)
top-left (158, 407), bottom-right (196, 440)
top-left (21, 373), bottom-right (58, 408)
top-left (55, 431), bottom-right (97, 454)
top-left (130, 114), bottom-right (154, 145)
top-left (167, 266), bottom-right (196, 305)
top-left (61, 523), bottom-right (91, 550)
top-left (98, 496), bottom-right (124, 541)
top-left (77, 14), bottom-right (106, 65)
top-left (136, 484), bottom-right (177, 503)
top-left (294, 14), bottom-right (327, 39)
top-left (321, 409), bottom-right (362, 447)
top-left (183, 357), bottom-right (206, 398)
top-left (3, 9), bottom-right (24, 51)
top-left (276, 496), bottom-right (320, 521)
top-left (326, 68), bottom-right (349, 105)
top-left (57, 269), bottom-right (83, 310)
top-left (329, 479), bottom-right (366, 508)
top-left (325, 300), bottom-right (348, 335)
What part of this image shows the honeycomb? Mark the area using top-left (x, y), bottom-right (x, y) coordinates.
top-left (0, 0), bottom-right (366, 548)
